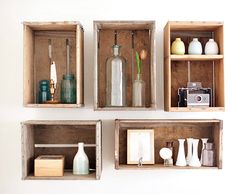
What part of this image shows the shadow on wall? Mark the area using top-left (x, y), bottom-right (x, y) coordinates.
top-left (102, 119), bottom-right (115, 166)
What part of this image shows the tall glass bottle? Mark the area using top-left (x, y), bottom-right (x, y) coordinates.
top-left (106, 45), bottom-right (127, 107)
top-left (132, 74), bottom-right (145, 107)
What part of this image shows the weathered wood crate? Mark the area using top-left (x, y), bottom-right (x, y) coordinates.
top-left (23, 21), bottom-right (84, 108)
top-left (164, 21), bottom-right (224, 112)
top-left (115, 119), bottom-right (223, 169)
top-left (21, 120), bottom-right (102, 180)
top-left (94, 21), bottom-right (156, 110)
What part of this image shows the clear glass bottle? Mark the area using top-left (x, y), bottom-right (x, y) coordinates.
top-left (106, 45), bottom-right (127, 107)
top-left (165, 141), bottom-right (174, 166)
top-left (132, 74), bottom-right (145, 107)
top-left (202, 143), bottom-right (215, 167)
top-left (61, 74), bottom-right (76, 103)
top-left (38, 80), bottom-right (51, 103)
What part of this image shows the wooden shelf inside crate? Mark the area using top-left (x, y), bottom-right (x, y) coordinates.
top-left (94, 21), bottom-right (156, 110)
top-left (23, 21), bottom-right (84, 108)
top-left (170, 54), bottom-right (223, 61)
top-left (21, 120), bottom-right (102, 180)
top-left (167, 107), bottom-right (225, 112)
top-left (115, 119), bottom-right (223, 170)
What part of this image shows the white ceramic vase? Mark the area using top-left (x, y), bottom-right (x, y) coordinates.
top-left (189, 139), bottom-right (201, 167)
top-left (73, 142), bottom-right (89, 175)
top-left (204, 39), bottom-right (219, 55)
top-left (176, 139), bottom-right (187, 166)
top-left (200, 138), bottom-right (208, 164)
top-left (186, 138), bottom-right (193, 165)
top-left (188, 38), bottom-right (202, 55)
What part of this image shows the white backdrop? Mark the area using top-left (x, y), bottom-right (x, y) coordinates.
top-left (0, 0), bottom-right (235, 193)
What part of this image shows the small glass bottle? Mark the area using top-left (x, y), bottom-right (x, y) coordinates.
top-left (165, 141), bottom-right (174, 166)
top-left (38, 80), bottom-right (51, 103)
top-left (106, 45), bottom-right (127, 107)
top-left (132, 74), bottom-right (145, 107)
top-left (61, 74), bottom-right (76, 103)
top-left (202, 143), bottom-right (215, 167)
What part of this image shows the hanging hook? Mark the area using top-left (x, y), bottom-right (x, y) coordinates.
top-left (114, 30), bottom-right (117, 45)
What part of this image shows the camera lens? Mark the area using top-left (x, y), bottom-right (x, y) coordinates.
top-left (196, 95), bottom-right (202, 102)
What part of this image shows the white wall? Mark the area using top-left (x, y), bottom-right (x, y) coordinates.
top-left (0, 0), bottom-right (235, 193)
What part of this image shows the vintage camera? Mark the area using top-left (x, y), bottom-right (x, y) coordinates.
top-left (178, 82), bottom-right (212, 108)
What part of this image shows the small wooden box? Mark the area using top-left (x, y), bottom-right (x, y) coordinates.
top-left (34, 155), bottom-right (65, 177)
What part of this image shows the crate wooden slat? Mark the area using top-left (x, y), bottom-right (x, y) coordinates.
top-left (21, 120), bottom-right (102, 180)
top-left (94, 21), bottom-right (156, 110)
top-left (23, 21), bottom-right (84, 108)
top-left (115, 119), bottom-right (223, 170)
top-left (164, 21), bottom-right (224, 112)
top-left (26, 171), bottom-right (96, 180)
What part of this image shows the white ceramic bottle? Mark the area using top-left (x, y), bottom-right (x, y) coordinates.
top-left (176, 139), bottom-right (187, 166)
top-left (73, 142), bottom-right (89, 175)
top-left (188, 38), bottom-right (202, 55)
top-left (204, 39), bottom-right (219, 55)
top-left (186, 138), bottom-right (193, 165)
top-left (189, 139), bottom-right (201, 167)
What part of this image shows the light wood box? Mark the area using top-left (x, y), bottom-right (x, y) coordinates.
top-left (35, 155), bottom-right (64, 177)
top-left (21, 120), bottom-right (102, 180)
top-left (94, 21), bottom-right (156, 110)
top-left (115, 119), bottom-right (223, 170)
top-left (23, 21), bottom-right (84, 108)
top-left (164, 21), bottom-right (224, 112)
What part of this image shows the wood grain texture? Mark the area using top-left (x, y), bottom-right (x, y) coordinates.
top-left (26, 171), bottom-right (96, 180)
top-left (23, 25), bottom-right (34, 105)
top-left (168, 21), bottom-right (223, 31)
top-left (23, 22), bottom-right (84, 107)
top-left (21, 120), bottom-right (102, 180)
top-left (118, 164), bottom-right (218, 170)
top-left (21, 124), bottom-right (34, 179)
top-left (164, 21), bottom-right (224, 111)
top-left (23, 21), bottom-right (82, 30)
top-left (34, 155), bottom-right (64, 177)
top-left (115, 119), bottom-right (222, 169)
top-left (76, 25), bottom-right (84, 105)
top-left (96, 121), bottom-right (102, 180)
top-left (171, 60), bottom-right (214, 107)
top-left (94, 21), bottom-right (155, 109)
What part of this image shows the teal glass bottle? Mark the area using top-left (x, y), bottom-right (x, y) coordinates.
top-left (60, 74), bottom-right (76, 103)
top-left (38, 80), bottom-right (51, 103)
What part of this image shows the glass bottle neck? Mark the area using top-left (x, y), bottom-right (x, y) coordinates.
top-left (113, 45), bottom-right (120, 56)
top-left (136, 74), bottom-right (142, 80)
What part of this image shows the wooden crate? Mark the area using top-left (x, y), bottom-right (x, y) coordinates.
top-left (21, 120), bottom-right (102, 180)
top-left (115, 119), bottom-right (223, 169)
top-left (94, 21), bottom-right (156, 110)
top-left (164, 21), bottom-right (224, 112)
top-left (23, 21), bottom-right (84, 108)
top-left (34, 155), bottom-right (65, 177)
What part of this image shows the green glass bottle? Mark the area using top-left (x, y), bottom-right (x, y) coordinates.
top-left (38, 80), bottom-right (51, 103)
top-left (60, 74), bottom-right (76, 103)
